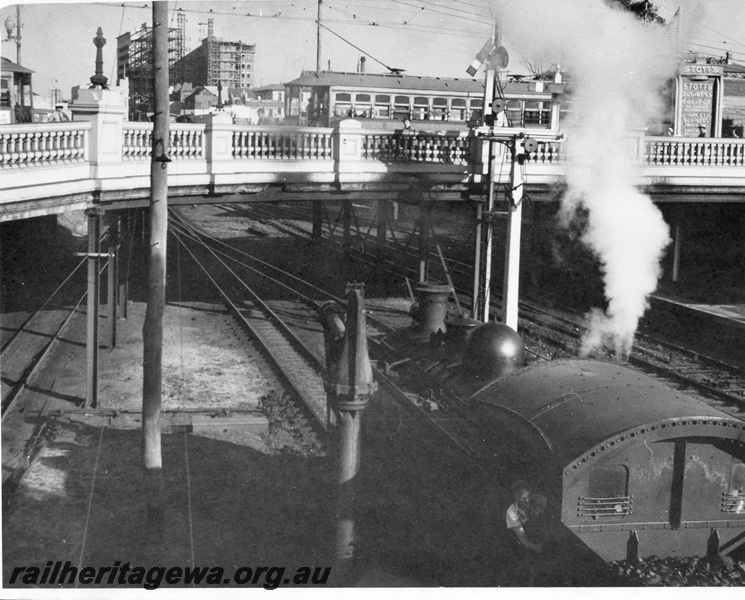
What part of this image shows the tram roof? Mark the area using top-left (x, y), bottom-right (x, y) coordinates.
top-left (285, 71), bottom-right (564, 98)
top-left (285, 71), bottom-right (485, 93)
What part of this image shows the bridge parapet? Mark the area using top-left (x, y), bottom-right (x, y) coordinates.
top-left (644, 136), bottom-right (745, 167)
top-left (1, 122), bottom-right (90, 169)
top-left (5, 106), bottom-right (745, 222)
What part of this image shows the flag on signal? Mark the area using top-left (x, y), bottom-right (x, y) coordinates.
top-left (466, 39), bottom-right (496, 77)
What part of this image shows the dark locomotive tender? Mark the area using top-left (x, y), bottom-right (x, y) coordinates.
top-left (469, 357), bottom-right (745, 563)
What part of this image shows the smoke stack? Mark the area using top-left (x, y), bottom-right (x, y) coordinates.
top-left (360, 56), bottom-right (366, 73)
top-left (726, 51), bottom-right (732, 64)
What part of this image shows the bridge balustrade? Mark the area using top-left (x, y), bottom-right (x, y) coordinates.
top-left (645, 137), bottom-right (745, 167)
top-left (360, 130), bottom-right (471, 164)
top-left (232, 126), bottom-right (333, 161)
top-left (122, 123), bottom-right (206, 161)
top-left (1, 123), bottom-right (89, 169)
top-left (4, 110), bottom-right (745, 223)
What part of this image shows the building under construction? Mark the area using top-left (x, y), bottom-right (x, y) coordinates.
top-left (116, 18), bottom-right (185, 121)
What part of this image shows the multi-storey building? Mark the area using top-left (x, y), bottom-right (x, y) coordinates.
top-left (174, 36), bottom-right (256, 90)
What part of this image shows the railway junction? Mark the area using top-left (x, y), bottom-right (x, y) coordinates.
top-left (5, 24), bottom-right (745, 591)
top-left (3, 198), bottom-right (745, 588)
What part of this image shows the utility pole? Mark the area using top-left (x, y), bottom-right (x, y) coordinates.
top-left (316, 0), bottom-right (323, 74)
top-left (143, 0), bottom-right (170, 533)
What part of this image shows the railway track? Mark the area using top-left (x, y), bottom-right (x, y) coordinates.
top-left (1, 258), bottom-right (88, 420)
top-left (170, 209), bottom-right (495, 468)
top-left (211, 202), bottom-right (745, 421)
top-left (169, 216), bottom-right (331, 435)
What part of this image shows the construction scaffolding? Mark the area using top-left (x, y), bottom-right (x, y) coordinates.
top-left (116, 23), bottom-right (179, 121)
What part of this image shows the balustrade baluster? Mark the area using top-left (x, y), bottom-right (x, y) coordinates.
top-left (10, 133), bottom-right (19, 166)
top-left (59, 130), bottom-right (68, 162)
top-left (72, 130), bottom-right (81, 162)
top-left (30, 131), bottom-right (40, 163)
top-left (233, 131), bottom-right (242, 159)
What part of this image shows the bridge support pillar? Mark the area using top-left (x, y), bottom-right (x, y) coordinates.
top-left (106, 214), bottom-right (119, 348)
top-left (342, 201), bottom-right (352, 276)
top-left (312, 200), bottom-right (323, 241)
top-left (376, 199), bottom-right (388, 252)
top-left (118, 212), bottom-right (130, 320)
top-left (671, 214), bottom-right (682, 283)
top-left (418, 201), bottom-right (432, 283)
top-left (84, 207), bottom-right (104, 408)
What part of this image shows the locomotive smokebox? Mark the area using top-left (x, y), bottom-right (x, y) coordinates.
top-left (408, 282), bottom-right (451, 341)
top-left (463, 322), bottom-right (525, 381)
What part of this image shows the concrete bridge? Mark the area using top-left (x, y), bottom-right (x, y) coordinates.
top-left (3, 95), bottom-right (745, 222)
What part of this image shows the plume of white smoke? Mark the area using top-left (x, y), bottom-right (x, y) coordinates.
top-left (493, 0), bottom-right (690, 359)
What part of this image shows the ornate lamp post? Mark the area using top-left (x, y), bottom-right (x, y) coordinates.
top-left (90, 27), bottom-right (109, 89)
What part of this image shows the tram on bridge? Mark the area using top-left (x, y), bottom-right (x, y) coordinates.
top-left (283, 70), bottom-right (565, 130)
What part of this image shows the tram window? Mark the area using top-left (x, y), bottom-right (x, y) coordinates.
top-left (373, 95), bottom-right (391, 118)
top-left (375, 105), bottom-right (391, 118)
top-left (469, 98), bottom-right (483, 108)
top-left (412, 97), bottom-right (429, 120)
top-left (393, 95), bottom-right (411, 119)
top-left (334, 103), bottom-right (351, 117)
top-left (355, 93), bottom-right (372, 103)
top-left (335, 92), bottom-right (352, 102)
top-left (431, 97), bottom-right (448, 120)
top-left (449, 98), bottom-right (466, 120)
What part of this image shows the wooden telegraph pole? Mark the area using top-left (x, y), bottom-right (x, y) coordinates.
top-left (143, 0), bottom-right (170, 531)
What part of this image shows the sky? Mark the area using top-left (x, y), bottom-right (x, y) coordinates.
top-left (1, 0), bottom-right (745, 104)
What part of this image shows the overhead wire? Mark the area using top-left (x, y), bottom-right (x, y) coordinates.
top-left (319, 23), bottom-right (400, 72)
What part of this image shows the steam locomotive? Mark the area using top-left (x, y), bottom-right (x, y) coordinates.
top-left (388, 285), bottom-right (745, 568)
